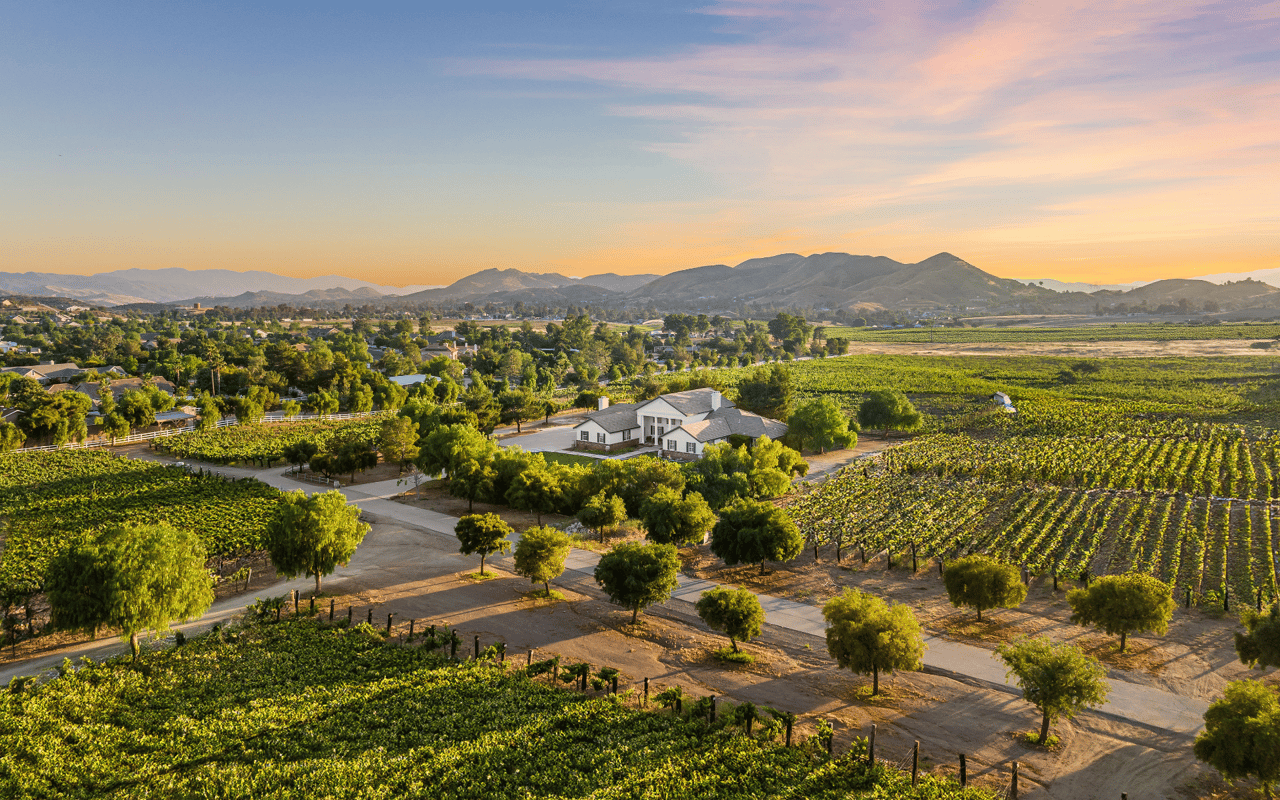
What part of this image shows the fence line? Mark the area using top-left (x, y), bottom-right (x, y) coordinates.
top-left (12, 410), bottom-right (384, 454)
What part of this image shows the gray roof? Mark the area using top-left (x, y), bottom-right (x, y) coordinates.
top-left (575, 402), bottom-right (643, 434)
top-left (671, 407), bottom-right (787, 443)
top-left (644, 387), bottom-right (734, 415)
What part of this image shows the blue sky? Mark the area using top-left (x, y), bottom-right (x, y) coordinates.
top-left (3, 1), bottom-right (1277, 285)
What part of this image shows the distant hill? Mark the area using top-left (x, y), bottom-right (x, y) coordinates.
top-left (573, 273), bottom-right (659, 293)
top-left (1193, 266), bottom-right (1280, 288)
top-left (0, 268), bottom-right (431, 306)
top-left (1015, 278), bottom-right (1150, 293)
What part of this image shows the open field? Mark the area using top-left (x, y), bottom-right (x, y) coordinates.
top-left (822, 322), bottom-right (1280, 343)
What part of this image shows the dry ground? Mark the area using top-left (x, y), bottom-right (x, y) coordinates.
top-left (843, 339), bottom-right (1280, 359)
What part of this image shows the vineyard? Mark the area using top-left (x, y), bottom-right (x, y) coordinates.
top-left (157, 415), bottom-right (387, 465)
top-left (789, 430), bottom-right (1280, 605)
top-left (0, 451), bottom-right (283, 595)
top-left (0, 617), bottom-right (995, 799)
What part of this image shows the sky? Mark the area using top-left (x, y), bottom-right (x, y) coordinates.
top-left (2, 0), bottom-right (1277, 287)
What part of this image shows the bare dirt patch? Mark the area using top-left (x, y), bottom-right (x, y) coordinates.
top-left (395, 486), bottom-right (574, 531)
top-left (681, 541), bottom-right (1258, 701)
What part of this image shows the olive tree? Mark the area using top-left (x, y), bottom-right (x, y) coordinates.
top-left (46, 523), bottom-right (214, 660)
top-left (710, 497), bottom-right (803, 575)
top-left (513, 525), bottom-right (572, 596)
top-left (786, 397), bottom-right (856, 454)
top-left (1068, 573), bottom-right (1174, 652)
top-left (858, 389), bottom-right (923, 438)
top-left (1236, 602), bottom-right (1280, 671)
top-left (593, 541), bottom-right (680, 624)
top-left (640, 487), bottom-right (716, 547)
top-left (943, 555), bottom-right (1027, 622)
top-left (997, 636), bottom-right (1110, 745)
top-left (455, 513), bottom-right (512, 575)
top-left (696, 586), bottom-right (765, 652)
top-left (265, 489), bottom-right (370, 594)
top-left (823, 588), bottom-right (925, 695)
top-left (577, 492), bottom-right (627, 542)
top-left (1194, 680), bottom-right (1280, 799)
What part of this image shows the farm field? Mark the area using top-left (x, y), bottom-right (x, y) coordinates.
top-left (0, 451), bottom-right (282, 598)
top-left (157, 415), bottom-right (386, 465)
top-left (0, 616), bottom-right (995, 800)
top-left (821, 322), bottom-right (1280, 343)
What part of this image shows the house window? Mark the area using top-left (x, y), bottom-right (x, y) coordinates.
top-left (648, 425), bottom-right (654, 434)
top-left (667, 439), bottom-right (677, 450)
top-left (686, 442), bottom-right (696, 453)
top-left (580, 431), bottom-right (589, 441)
top-left (596, 433), bottom-right (606, 444)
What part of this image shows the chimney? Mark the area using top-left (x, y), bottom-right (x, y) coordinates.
top-left (597, 396), bottom-right (610, 411)
top-left (710, 390), bottom-right (722, 411)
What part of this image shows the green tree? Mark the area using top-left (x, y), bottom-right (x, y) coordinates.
top-left (593, 541), bottom-right (680, 624)
top-left (101, 412), bottom-right (130, 444)
top-left (281, 398), bottom-right (302, 418)
top-left (1194, 681), bottom-right (1280, 799)
top-left (513, 525), bottom-right (572, 596)
top-left (577, 492), bottom-right (627, 542)
top-left (710, 497), bottom-right (803, 575)
top-left (1067, 573), bottom-right (1174, 652)
top-left (197, 394), bottom-right (220, 431)
top-left (823, 588), bottom-right (925, 695)
top-left (786, 397), bottom-right (856, 454)
top-left (264, 489), bottom-right (370, 594)
top-left (1236, 603), bottom-right (1280, 671)
top-left (696, 586), bottom-right (764, 652)
top-left (416, 423), bottom-right (493, 478)
top-left (0, 421), bottom-right (25, 452)
top-left (46, 523), bottom-right (214, 660)
top-left (498, 387), bottom-right (538, 433)
top-left (734, 364), bottom-right (793, 420)
top-left (997, 636), bottom-right (1110, 745)
top-left (943, 555), bottom-right (1027, 622)
top-left (232, 397), bottom-right (265, 426)
top-left (454, 513), bottom-right (512, 575)
top-left (506, 464), bottom-right (561, 524)
top-left (283, 439), bottom-right (319, 471)
top-left (378, 416), bottom-right (420, 474)
top-left (449, 452), bottom-right (495, 513)
top-left (858, 389), bottom-right (924, 438)
top-left (640, 487), bottom-right (716, 547)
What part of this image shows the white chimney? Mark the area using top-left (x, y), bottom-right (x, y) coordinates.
top-left (710, 390), bottom-right (721, 410)
top-left (597, 396), bottom-right (610, 411)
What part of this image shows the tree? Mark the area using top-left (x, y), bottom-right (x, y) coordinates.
top-left (996, 636), bottom-right (1109, 745)
top-left (454, 513), bottom-right (512, 575)
top-left (232, 397), bottom-right (265, 426)
top-left (593, 541), bottom-right (680, 624)
top-left (46, 523), bottom-right (214, 660)
top-left (710, 497), bottom-right (803, 575)
top-left (0, 421), bottom-right (24, 452)
top-left (101, 412), bottom-right (130, 445)
top-left (696, 586), bottom-right (764, 652)
top-left (513, 525), bottom-right (572, 596)
top-left (498, 387), bottom-right (538, 433)
top-left (735, 364), bottom-right (793, 420)
top-left (640, 487), bottom-right (716, 547)
top-left (378, 416), bottom-right (420, 474)
top-left (264, 489), bottom-right (370, 594)
top-left (283, 439), bottom-right (319, 471)
top-left (943, 555), bottom-right (1027, 622)
top-left (449, 452), bottom-right (495, 513)
top-left (1194, 681), bottom-right (1280, 799)
top-left (823, 588), bottom-right (925, 695)
top-left (281, 399), bottom-right (302, 418)
top-left (577, 492), bottom-right (627, 542)
top-left (1067, 573), bottom-right (1174, 652)
top-left (506, 464), bottom-right (561, 524)
top-left (197, 394), bottom-right (220, 431)
top-left (858, 389), bottom-right (923, 438)
top-left (1236, 603), bottom-right (1280, 671)
top-left (417, 423), bottom-right (493, 478)
top-left (786, 397), bottom-right (856, 454)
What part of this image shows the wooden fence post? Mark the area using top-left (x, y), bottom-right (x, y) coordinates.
top-left (474, 634), bottom-right (480, 660)
top-left (367, 608), bottom-right (373, 626)
top-left (644, 677), bottom-right (649, 705)
top-left (1011, 761), bottom-right (1019, 799)
top-left (709, 696), bottom-right (716, 722)
top-left (611, 675), bottom-right (617, 695)
top-left (408, 619), bottom-right (415, 641)
top-left (868, 724), bottom-right (876, 764)
top-left (347, 606), bottom-right (352, 626)
top-left (329, 598), bottom-right (334, 621)
top-left (292, 590), bottom-right (298, 614)
top-left (911, 542), bottom-right (918, 573)
top-left (912, 740), bottom-right (919, 787)
top-left (309, 595), bottom-right (315, 615)
top-left (785, 717), bottom-right (792, 746)
top-left (959, 753), bottom-right (966, 787)
top-left (386, 613), bottom-right (394, 635)
top-left (527, 650), bottom-right (533, 667)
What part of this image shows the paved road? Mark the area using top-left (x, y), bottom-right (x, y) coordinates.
top-left (5, 452), bottom-right (1210, 735)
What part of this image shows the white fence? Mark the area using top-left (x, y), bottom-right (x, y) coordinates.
top-left (12, 411), bottom-right (384, 454)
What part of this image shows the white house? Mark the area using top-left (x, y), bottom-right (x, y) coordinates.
top-left (572, 387), bottom-right (787, 459)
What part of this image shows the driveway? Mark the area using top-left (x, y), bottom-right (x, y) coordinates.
top-left (499, 424), bottom-right (578, 454)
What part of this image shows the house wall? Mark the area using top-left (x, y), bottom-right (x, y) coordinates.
top-left (657, 428), bottom-right (705, 459)
top-left (571, 420), bottom-right (639, 452)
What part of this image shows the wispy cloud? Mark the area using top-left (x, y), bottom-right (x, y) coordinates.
top-left (463, 0), bottom-right (1280, 279)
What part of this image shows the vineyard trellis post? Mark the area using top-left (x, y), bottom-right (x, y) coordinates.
top-left (309, 595), bottom-right (314, 615)
top-left (387, 613), bottom-right (394, 635)
top-left (407, 619), bottom-right (414, 641)
top-left (329, 599), bottom-right (334, 621)
top-left (959, 753), bottom-right (966, 787)
top-left (868, 723), bottom-right (875, 763)
top-left (644, 677), bottom-right (649, 705)
top-left (474, 634), bottom-right (480, 660)
top-left (347, 606), bottom-right (353, 626)
top-left (1011, 761), bottom-right (1019, 799)
top-left (911, 740), bottom-right (919, 786)
top-left (367, 608), bottom-right (373, 626)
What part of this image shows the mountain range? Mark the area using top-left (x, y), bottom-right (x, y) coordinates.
top-left (3, 255), bottom-right (1278, 314)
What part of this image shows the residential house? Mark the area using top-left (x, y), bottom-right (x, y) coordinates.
top-left (572, 387), bottom-right (787, 459)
